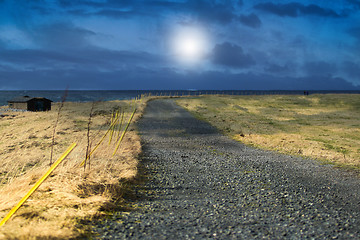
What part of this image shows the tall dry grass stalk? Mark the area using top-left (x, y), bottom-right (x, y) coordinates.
top-left (84, 101), bottom-right (97, 171)
top-left (108, 110), bottom-right (117, 145)
top-left (50, 89), bottom-right (68, 166)
top-left (0, 97), bottom-right (150, 239)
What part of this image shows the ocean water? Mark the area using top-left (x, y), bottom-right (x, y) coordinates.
top-left (1, 90), bottom-right (359, 106)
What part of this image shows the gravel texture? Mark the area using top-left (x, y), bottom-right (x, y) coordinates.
top-left (92, 99), bottom-right (360, 239)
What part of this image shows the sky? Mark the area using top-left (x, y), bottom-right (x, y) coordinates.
top-left (0, 0), bottom-right (359, 90)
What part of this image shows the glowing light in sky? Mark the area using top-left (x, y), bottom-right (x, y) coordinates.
top-left (170, 25), bottom-right (210, 64)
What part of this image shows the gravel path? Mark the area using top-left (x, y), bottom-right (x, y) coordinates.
top-left (92, 99), bottom-right (360, 239)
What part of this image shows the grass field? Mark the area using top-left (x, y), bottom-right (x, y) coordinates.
top-left (0, 99), bottom-right (146, 239)
top-left (177, 94), bottom-right (360, 171)
top-left (1, 94), bottom-right (358, 238)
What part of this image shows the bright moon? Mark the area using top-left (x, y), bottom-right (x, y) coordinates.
top-left (170, 26), bottom-right (209, 64)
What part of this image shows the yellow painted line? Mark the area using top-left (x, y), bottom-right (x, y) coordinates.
top-left (108, 111), bottom-right (115, 145)
top-left (109, 110), bottom-right (114, 126)
top-left (79, 113), bottom-right (120, 167)
top-left (116, 110), bottom-right (124, 140)
top-left (0, 143), bottom-right (77, 227)
top-left (109, 111), bottom-right (119, 145)
top-left (113, 108), bottom-right (136, 156)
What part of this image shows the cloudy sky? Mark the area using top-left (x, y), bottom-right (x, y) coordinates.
top-left (0, 0), bottom-right (359, 90)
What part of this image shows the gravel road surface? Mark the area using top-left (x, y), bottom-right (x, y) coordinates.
top-left (92, 99), bottom-right (360, 239)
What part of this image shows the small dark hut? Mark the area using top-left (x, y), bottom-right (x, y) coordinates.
top-left (8, 96), bottom-right (52, 111)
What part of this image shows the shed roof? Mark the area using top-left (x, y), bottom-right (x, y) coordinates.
top-left (8, 96), bottom-right (52, 103)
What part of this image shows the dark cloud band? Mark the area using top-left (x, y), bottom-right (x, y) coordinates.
top-left (255, 2), bottom-right (343, 18)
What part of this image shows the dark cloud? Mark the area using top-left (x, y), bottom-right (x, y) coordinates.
top-left (238, 13), bottom-right (261, 28)
top-left (0, 39), bottom-right (6, 49)
top-left (30, 5), bottom-right (53, 15)
top-left (254, 2), bottom-right (343, 18)
top-left (294, 76), bottom-right (357, 90)
top-left (32, 22), bottom-right (96, 50)
top-left (304, 61), bottom-right (337, 77)
top-left (255, 3), bottom-right (303, 17)
top-left (60, 0), bottom-right (146, 18)
top-left (93, 9), bottom-right (140, 18)
top-left (0, 0), bottom-right (357, 91)
top-left (0, 68), bottom-right (357, 90)
top-left (57, 0), bottom-right (237, 24)
top-left (189, 0), bottom-right (235, 24)
top-left (0, 48), bottom-right (166, 71)
top-left (265, 63), bottom-right (291, 74)
top-left (146, 0), bottom-right (237, 24)
top-left (211, 42), bottom-right (255, 68)
top-left (58, 0), bottom-right (113, 8)
top-left (347, 0), bottom-right (360, 9)
top-left (343, 61), bottom-right (360, 79)
top-left (348, 27), bottom-right (360, 41)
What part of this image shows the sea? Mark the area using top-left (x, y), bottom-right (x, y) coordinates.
top-left (1, 90), bottom-right (359, 106)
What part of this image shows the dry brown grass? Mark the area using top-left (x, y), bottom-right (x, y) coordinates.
top-left (0, 98), bottom-right (149, 239)
top-left (177, 94), bottom-right (360, 171)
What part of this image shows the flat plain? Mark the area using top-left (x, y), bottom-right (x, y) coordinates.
top-left (1, 94), bottom-right (359, 238)
top-left (177, 94), bottom-right (360, 171)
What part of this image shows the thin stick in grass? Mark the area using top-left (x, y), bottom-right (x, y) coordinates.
top-left (108, 110), bottom-right (115, 143)
top-left (50, 88), bottom-right (68, 166)
top-left (108, 111), bottom-right (115, 145)
top-left (84, 101), bottom-right (97, 171)
top-left (79, 108), bottom-right (120, 167)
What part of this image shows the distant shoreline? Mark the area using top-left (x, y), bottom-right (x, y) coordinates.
top-left (1, 90), bottom-right (359, 106)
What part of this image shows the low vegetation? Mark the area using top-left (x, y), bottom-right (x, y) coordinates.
top-left (1, 93), bottom-right (358, 238)
top-left (0, 99), bottom-right (147, 239)
top-left (177, 94), bottom-right (360, 171)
